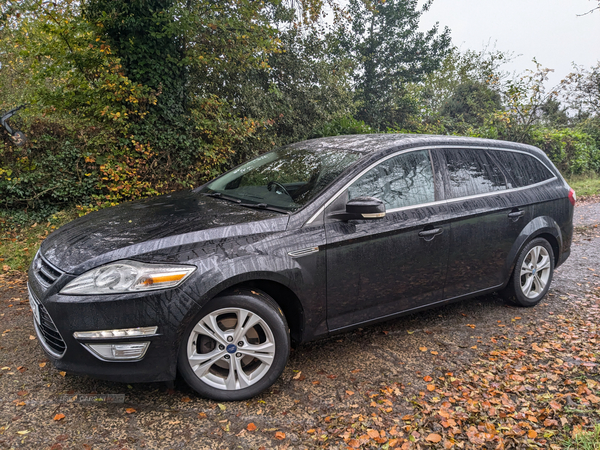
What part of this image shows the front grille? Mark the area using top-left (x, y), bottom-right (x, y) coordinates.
top-left (33, 252), bottom-right (62, 286)
top-left (37, 304), bottom-right (66, 356)
top-left (29, 289), bottom-right (66, 357)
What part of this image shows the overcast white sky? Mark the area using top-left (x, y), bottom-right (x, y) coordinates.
top-left (419, 0), bottom-right (600, 88)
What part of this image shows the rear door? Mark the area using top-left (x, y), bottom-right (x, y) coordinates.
top-left (324, 149), bottom-right (451, 331)
top-left (435, 147), bottom-right (553, 299)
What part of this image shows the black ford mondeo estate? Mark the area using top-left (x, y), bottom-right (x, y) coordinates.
top-left (28, 134), bottom-right (575, 400)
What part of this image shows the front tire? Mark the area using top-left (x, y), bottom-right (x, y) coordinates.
top-left (178, 289), bottom-right (289, 401)
top-left (502, 238), bottom-right (554, 307)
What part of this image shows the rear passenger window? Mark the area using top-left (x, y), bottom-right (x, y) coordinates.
top-left (441, 148), bottom-right (507, 198)
top-left (487, 150), bottom-right (554, 188)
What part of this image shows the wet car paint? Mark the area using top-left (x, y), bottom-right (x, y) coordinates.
top-left (28, 134), bottom-right (574, 384)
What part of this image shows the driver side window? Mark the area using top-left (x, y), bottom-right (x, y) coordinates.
top-left (347, 150), bottom-right (435, 210)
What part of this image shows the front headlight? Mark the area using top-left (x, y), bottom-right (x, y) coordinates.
top-left (60, 260), bottom-right (196, 295)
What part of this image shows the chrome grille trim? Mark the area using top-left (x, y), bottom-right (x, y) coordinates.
top-left (33, 251), bottom-right (63, 287)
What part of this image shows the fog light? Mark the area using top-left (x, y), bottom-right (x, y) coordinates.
top-left (74, 326), bottom-right (157, 339)
top-left (84, 342), bottom-right (150, 361)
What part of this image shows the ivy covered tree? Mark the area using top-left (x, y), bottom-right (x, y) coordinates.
top-left (339, 0), bottom-right (451, 129)
top-left (83, 0), bottom-right (186, 115)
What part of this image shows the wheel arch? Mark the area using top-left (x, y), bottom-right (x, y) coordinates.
top-left (182, 271), bottom-right (306, 348)
top-left (220, 280), bottom-right (305, 347)
top-left (505, 216), bottom-right (562, 283)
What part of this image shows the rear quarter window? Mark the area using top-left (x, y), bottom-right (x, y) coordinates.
top-left (487, 149), bottom-right (555, 188)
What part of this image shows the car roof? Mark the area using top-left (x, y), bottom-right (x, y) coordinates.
top-left (287, 133), bottom-right (543, 157)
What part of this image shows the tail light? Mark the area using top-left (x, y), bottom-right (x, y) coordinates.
top-left (568, 188), bottom-right (576, 206)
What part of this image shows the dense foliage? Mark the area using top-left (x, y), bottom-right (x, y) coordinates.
top-left (0, 0), bottom-right (598, 224)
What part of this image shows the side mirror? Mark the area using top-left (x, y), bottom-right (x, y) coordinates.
top-left (329, 196), bottom-right (386, 221)
top-left (347, 196), bottom-right (386, 219)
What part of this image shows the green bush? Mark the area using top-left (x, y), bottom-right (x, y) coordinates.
top-left (311, 115), bottom-right (375, 138)
top-left (464, 117), bottom-right (600, 176)
top-left (529, 128), bottom-right (600, 175)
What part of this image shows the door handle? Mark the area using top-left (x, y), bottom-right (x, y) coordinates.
top-left (508, 210), bottom-right (524, 221)
top-left (418, 228), bottom-right (443, 241)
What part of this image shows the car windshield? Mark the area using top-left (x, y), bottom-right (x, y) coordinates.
top-left (199, 147), bottom-right (362, 212)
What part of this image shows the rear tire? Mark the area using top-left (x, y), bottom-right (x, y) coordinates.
top-left (501, 238), bottom-right (554, 307)
top-left (178, 289), bottom-right (289, 401)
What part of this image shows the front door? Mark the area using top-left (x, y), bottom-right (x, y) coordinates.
top-left (325, 149), bottom-right (450, 331)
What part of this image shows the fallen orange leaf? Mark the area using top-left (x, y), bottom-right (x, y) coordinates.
top-left (247, 423), bottom-right (257, 431)
top-left (367, 429), bottom-right (379, 439)
top-left (125, 408), bottom-right (136, 414)
top-left (181, 396), bottom-right (191, 403)
top-left (419, 346), bottom-right (427, 352)
top-left (53, 413), bottom-right (65, 421)
top-left (528, 430), bottom-right (537, 439)
top-left (275, 431), bottom-right (285, 440)
top-left (426, 433), bottom-right (442, 443)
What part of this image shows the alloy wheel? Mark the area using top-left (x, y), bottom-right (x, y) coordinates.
top-left (519, 245), bottom-right (551, 299)
top-left (186, 307), bottom-right (276, 391)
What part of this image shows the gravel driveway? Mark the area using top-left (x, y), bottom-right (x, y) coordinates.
top-left (1, 202), bottom-right (599, 449)
top-left (574, 199), bottom-right (600, 227)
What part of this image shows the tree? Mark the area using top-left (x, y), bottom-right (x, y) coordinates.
top-left (84, 0), bottom-right (185, 115)
top-left (562, 62), bottom-right (600, 119)
top-left (539, 98), bottom-right (569, 127)
top-left (418, 46), bottom-right (510, 113)
top-left (440, 81), bottom-right (502, 126)
top-left (231, 4), bottom-right (356, 160)
top-left (339, 0), bottom-right (451, 129)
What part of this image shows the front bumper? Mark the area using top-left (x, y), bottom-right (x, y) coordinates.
top-left (27, 260), bottom-right (199, 384)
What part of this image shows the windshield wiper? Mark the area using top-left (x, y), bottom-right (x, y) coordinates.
top-left (238, 202), bottom-right (291, 215)
top-left (204, 192), bottom-right (290, 214)
top-left (203, 192), bottom-right (241, 203)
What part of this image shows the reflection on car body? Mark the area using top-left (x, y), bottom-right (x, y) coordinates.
top-left (28, 134), bottom-right (574, 400)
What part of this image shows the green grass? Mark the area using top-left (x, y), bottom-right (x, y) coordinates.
top-left (0, 210), bottom-right (78, 273)
top-left (567, 173), bottom-right (600, 198)
top-left (564, 424), bottom-right (600, 449)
